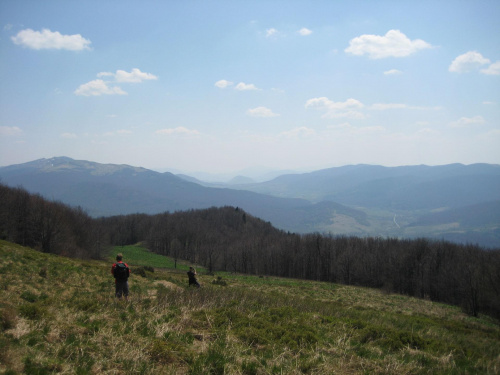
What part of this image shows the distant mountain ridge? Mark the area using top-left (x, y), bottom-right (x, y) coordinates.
top-left (233, 163), bottom-right (500, 209)
top-left (0, 157), bottom-right (364, 234)
top-left (1, 157), bottom-right (499, 247)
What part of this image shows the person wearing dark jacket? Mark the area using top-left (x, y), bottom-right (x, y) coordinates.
top-left (111, 253), bottom-right (130, 300)
top-left (187, 266), bottom-right (200, 288)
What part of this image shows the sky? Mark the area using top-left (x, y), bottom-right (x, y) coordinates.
top-left (1, 0), bottom-right (499, 177)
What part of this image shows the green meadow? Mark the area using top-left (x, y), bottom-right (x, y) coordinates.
top-left (1, 241), bottom-right (499, 374)
top-left (109, 245), bottom-right (202, 272)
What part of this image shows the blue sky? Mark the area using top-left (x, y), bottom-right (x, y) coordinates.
top-left (1, 0), bottom-right (499, 177)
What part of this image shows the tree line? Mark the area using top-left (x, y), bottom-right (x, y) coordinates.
top-left (1, 183), bottom-right (499, 319)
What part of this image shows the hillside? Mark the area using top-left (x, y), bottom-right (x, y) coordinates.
top-left (1, 241), bottom-right (499, 374)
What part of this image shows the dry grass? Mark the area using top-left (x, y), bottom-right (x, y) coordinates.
top-left (1, 241), bottom-right (499, 374)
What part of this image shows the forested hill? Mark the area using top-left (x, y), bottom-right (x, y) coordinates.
top-left (1, 183), bottom-right (499, 320)
top-left (0, 157), bottom-right (365, 234)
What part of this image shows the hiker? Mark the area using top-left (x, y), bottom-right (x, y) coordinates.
top-left (187, 266), bottom-right (200, 288)
top-left (111, 253), bottom-right (130, 300)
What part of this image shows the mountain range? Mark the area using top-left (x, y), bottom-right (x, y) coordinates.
top-left (1, 157), bottom-right (499, 248)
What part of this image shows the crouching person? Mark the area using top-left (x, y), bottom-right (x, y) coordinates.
top-left (111, 253), bottom-right (130, 301)
top-left (187, 266), bottom-right (201, 288)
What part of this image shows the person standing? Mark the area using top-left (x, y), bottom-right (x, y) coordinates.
top-left (111, 253), bottom-right (130, 301)
top-left (187, 266), bottom-right (200, 288)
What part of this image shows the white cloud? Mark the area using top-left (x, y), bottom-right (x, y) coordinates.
top-left (305, 97), bottom-right (363, 110)
top-left (11, 28), bottom-right (91, 51)
top-left (345, 29), bottom-right (432, 59)
top-left (246, 106), bottom-right (279, 117)
top-left (384, 69), bottom-right (402, 75)
top-left (215, 79), bottom-right (234, 88)
top-left (449, 51), bottom-right (490, 73)
top-left (298, 27), bottom-right (312, 36)
top-left (306, 97), bottom-right (440, 119)
top-left (235, 82), bottom-right (259, 91)
top-left (449, 115), bottom-right (485, 128)
top-left (155, 127), bottom-right (200, 135)
top-left (76, 69), bottom-right (157, 96)
top-left (216, 80), bottom-right (260, 90)
top-left (98, 68), bottom-right (158, 83)
top-left (280, 127), bottom-right (315, 138)
top-left (305, 97), bottom-right (365, 119)
top-left (481, 61), bottom-right (500, 75)
top-left (266, 28), bottom-right (278, 38)
top-left (115, 69), bottom-right (158, 83)
top-left (74, 79), bottom-right (127, 96)
top-left (0, 126), bottom-right (22, 136)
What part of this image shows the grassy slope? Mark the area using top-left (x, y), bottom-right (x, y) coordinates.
top-left (1, 241), bottom-right (499, 375)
